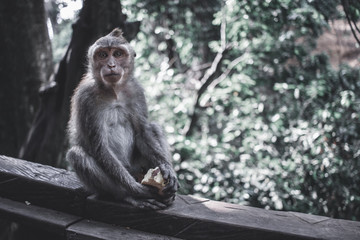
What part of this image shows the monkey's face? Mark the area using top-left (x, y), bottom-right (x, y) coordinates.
top-left (92, 46), bottom-right (134, 87)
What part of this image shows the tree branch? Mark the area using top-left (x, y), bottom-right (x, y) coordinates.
top-left (199, 54), bottom-right (246, 106)
top-left (184, 48), bottom-right (227, 137)
top-left (342, 0), bottom-right (360, 45)
top-left (184, 7), bottom-right (230, 137)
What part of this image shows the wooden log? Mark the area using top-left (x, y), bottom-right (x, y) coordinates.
top-left (67, 219), bottom-right (181, 240)
top-left (0, 155), bottom-right (90, 215)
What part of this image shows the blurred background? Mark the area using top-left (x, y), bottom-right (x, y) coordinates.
top-left (0, 0), bottom-right (359, 221)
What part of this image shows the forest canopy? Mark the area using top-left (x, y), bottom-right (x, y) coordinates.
top-left (1, 0), bottom-right (360, 221)
top-left (117, 0), bottom-right (360, 220)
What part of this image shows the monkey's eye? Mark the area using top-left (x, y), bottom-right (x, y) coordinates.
top-left (113, 50), bottom-right (123, 58)
top-left (97, 51), bottom-right (108, 59)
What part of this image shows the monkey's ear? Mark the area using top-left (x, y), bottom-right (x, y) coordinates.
top-left (109, 28), bottom-right (124, 37)
top-left (134, 52), bottom-right (137, 58)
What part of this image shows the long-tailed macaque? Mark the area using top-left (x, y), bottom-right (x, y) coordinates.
top-left (66, 28), bottom-right (178, 209)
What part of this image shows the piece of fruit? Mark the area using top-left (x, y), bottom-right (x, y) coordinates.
top-left (141, 167), bottom-right (166, 194)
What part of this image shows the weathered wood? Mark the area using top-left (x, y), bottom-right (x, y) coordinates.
top-left (67, 219), bottom-right (180, 240)
top-left (0, 197), bottom-right (81, 236)
top-left (85, 195), bottom-right (319, 240)
top-left (1, 155), bottom-right (360, 240)
top-left (0, 197), bottom-right (178, 240)
top-left (0, 155), bottom-right (90, 215)
top-left (85, 195), bottom-right (194, 237)
top-left (85, 192), bottom-right (360, 239)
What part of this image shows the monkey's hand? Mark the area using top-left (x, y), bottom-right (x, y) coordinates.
top-left (136, 182), bottom-right (161, 198)
top-left (158, 163), bottom-right (178, 198)
top-left (137, 183), bottom-right (177, 209)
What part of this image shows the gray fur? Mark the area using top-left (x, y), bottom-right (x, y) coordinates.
top-left (67, 29), bottom-right (178, 209)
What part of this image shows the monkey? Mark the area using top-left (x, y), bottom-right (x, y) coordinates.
top-left (66, 28), bottom-right (178, 209)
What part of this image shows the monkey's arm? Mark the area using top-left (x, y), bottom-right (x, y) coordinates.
top-left (127, 83), bottom-right (178, 200)
top-left (135, 122), bottom-right (178, 197)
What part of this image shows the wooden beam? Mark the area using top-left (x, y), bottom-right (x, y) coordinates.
top-left (85, 192), bottom-right (360, 239)
top-left (0, 155), bottom-right (360, 240)
top-left (0, 197), bottom-right (179, 240)
top-left (0, 155), bottom-right (90, 215)
top-left (85, 195), bottom-right (325, 240)
top-left (0, 197), bottom-right (81, 237)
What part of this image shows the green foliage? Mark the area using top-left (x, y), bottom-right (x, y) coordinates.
top-left (51, 20), bottom-right (73, 63)
top-left (122, 0), bottom-right (360, 220)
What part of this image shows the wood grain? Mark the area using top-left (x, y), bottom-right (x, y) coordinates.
top-left (67, 219), bottom-right (180, 240)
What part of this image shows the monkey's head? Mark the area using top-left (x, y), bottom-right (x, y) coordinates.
top-left (88, 28), bottom-right (136, 90)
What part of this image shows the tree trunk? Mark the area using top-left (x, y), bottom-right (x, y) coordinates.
top-left (19, 0), bottom-right (140, 167)
top-left (0, 1), bottom-right (53, 239)
top-left (0, 0), bottom-right (53, 158)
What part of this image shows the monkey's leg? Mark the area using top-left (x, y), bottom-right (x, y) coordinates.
top-left (67, 146), bottom-right (117, 195)
top-left (67, 146), bottom-right (168, 209)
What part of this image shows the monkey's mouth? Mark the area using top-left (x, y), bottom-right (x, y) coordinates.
top-left (105, 73), bottom-right (120, 77)
top-left (104, 73), bottom-right (121, 83)
top-left (102, 73), bottom-right (121, 85)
